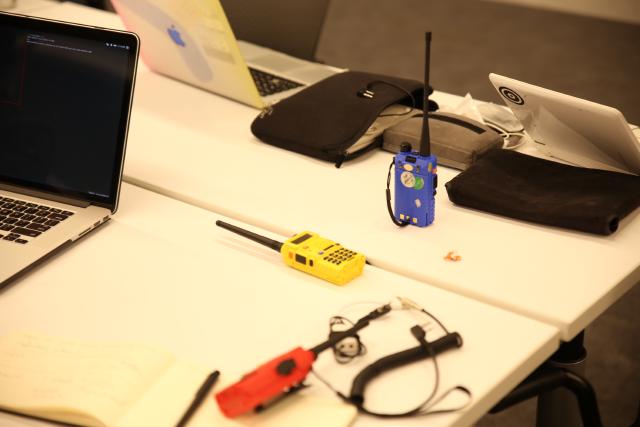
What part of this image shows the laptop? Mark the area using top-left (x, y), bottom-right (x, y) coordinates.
top-left (0, 12), bottom-right (139, 287)
top-left (489, 73), bottom-right (640, 175)
top-left (111, 0), bottom-right (342, 109)
top-left (219, 0), bottom-right (329, 62)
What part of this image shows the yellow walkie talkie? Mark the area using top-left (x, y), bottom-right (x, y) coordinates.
top-left (216, 221), bottom-right (365, 285)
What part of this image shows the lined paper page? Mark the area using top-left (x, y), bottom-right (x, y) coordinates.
top-left (116, 360), bottom-right (212, 427)
top-left (0, 333), bottom-right (175, 427)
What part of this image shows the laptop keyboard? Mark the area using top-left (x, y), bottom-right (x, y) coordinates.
top-left (0, 196), bottom-right (74, 245)
top-left (249, 68), bottom-right (303, 97)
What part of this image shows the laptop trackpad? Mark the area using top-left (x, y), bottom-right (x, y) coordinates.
top-left (251, 53), bottom-right (308, 73)
top-left (286, 67), bottom-right (339, 85)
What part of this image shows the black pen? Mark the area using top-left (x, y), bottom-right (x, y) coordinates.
top-left (176, 370), bottom-right (220, 427)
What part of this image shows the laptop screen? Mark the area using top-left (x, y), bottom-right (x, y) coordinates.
top-left (0, 13), bottom-right (138, 210)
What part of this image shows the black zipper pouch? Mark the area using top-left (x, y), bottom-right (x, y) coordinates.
top-left (445, 149), bottom-right (640, 235)
top-left (250, 71), bottom-right (437, 167)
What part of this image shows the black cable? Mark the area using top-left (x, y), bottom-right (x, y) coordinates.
top-left (314, 302), bottom-right (471, 419)
top-left (420, 307), bottom-right (450, 335)
top-left (311, 304), bottom-right (391, 356)
top-left (386, 159), bottom-right (409, 227)
top-left (354, 335), bottom-right (441, 418)
top-left (310, 368), bottom-right (345, 398)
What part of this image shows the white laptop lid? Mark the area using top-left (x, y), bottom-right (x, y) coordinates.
top-left (489, 73), bottom-right (640, 175)
top-left (112, 0), bottom-right (265, 108)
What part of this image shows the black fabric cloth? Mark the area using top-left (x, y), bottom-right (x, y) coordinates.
top-left (445, 149), bottom-right (640, 235)
top-left (251, 70), bottom-right (437, 167)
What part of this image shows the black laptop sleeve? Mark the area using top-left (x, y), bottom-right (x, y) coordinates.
top-left (445, 149), bottom-right (640, 235)
top-left (250, 70), bottom-right (438, 167)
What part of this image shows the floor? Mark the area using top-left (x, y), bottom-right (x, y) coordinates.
top-left (315, 1), bottom-right (640, 426)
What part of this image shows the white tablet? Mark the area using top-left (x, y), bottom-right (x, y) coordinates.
top-left (489, 73), bottom-right (640, 175)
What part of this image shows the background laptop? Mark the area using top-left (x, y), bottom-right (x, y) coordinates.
top-left (219, 0), bottom-right (329, 62)
top-left (111, 0), bottom-right (342, 109)
top-left (0, 12), bottom-right (139, 287)
top-left (490, 73), bottom-right (640, 175)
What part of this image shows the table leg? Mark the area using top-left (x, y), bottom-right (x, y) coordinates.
top-left (536, 332), bottom-right (587, 427)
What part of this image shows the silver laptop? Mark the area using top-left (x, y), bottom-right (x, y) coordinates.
top-left (489, 73), bottom-right (640, 175)
top-left (111, 0), bottom-right (342, 109)
top-left (0, 12), bottom-right (139, 287)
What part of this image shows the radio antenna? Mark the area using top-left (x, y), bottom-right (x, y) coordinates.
top-left (419, 32), bottom-right (432, 156)
top-left (216, 220), bottom-right (283, 252)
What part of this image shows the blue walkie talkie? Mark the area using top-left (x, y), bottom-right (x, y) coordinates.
top-left (391, 32), bottom-right (437, 227)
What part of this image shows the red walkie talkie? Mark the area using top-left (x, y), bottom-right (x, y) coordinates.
top-left (215, 304), bottom-right (391, 417)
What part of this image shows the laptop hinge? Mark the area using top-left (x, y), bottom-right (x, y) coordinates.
top-left (0, 183), bottom-right (91, 208)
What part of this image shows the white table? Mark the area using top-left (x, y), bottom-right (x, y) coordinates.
top-left (0, 183), bottom-right (560, 427)
top-left (24, 2), bottom-right (637, 343)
